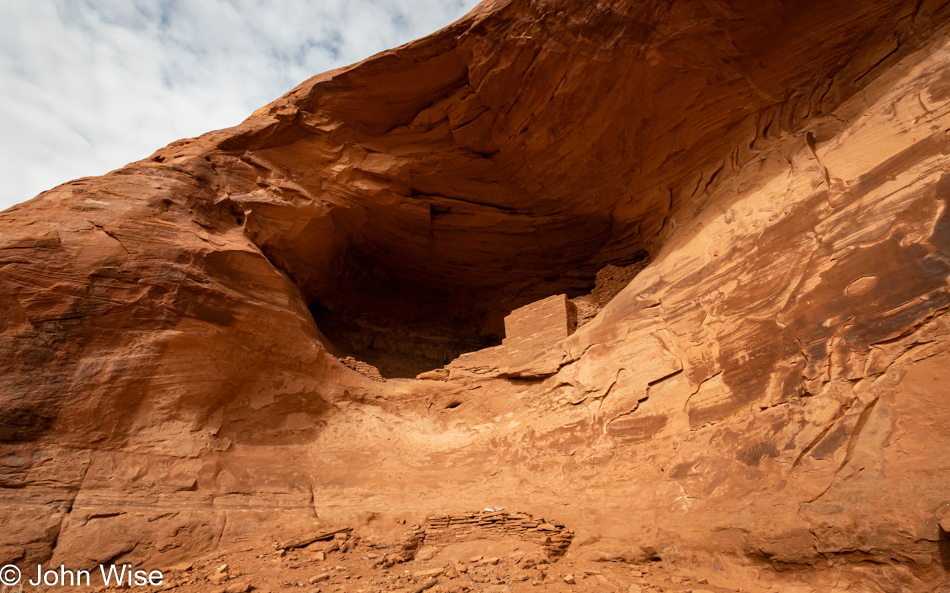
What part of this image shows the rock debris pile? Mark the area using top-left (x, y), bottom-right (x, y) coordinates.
top-left (395, 510), bottom-right (573, 565)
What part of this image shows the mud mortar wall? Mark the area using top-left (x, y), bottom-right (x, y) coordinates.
top-left (397, 510), bottom-right (573, 564)
top-left (420, 511), bottom-right (573, 560)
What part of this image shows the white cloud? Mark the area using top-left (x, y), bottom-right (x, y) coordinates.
top-left (0, 0), bottom-right (479, 210)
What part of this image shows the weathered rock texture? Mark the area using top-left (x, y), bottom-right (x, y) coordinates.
top-left (2, 0), bottom-right (950, 591)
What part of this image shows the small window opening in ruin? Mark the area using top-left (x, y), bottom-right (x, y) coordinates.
top-left (308, 299), bottom-right (329, 318)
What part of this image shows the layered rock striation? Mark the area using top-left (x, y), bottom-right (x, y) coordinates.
top-left (2, 0), bottom-right (950, 591)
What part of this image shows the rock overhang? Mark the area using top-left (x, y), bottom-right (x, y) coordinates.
top-left (175, 0), bottom-right (938, 377)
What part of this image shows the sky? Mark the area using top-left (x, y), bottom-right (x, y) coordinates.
top-left (0, 0), bottom-right (480, 211)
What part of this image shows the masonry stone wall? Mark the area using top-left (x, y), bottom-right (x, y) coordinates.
top-left (503, 294), bottom-right (577, 377)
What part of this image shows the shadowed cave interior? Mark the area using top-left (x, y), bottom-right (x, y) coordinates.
top-left (304, 244), bottom-right (650, 379)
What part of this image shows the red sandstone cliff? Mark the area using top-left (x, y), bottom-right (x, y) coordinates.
top-left (2, 1), bottom-right (950, 591)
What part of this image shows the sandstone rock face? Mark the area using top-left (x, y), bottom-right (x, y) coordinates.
top-left (2, 0), bottom-right (950, 591)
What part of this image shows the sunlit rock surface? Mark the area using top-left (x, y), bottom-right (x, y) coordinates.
top-left (2, 0), bottom-right (950, 590)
